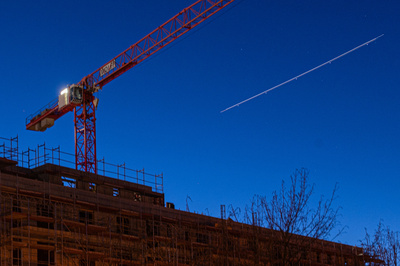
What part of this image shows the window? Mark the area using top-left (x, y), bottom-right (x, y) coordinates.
top-left (79, 260), bottom-right (95, 266)
top-left (79, 210), bottom-right (94, 224)
top-left (61, 176), bottom-right (76, 188)
top-left (117, 216), bottom-right (130, 234)
top-left (146, 220), bottom-right (160, 237)
top-left (36, 204), bottom-right (54, 229)
top-left (113, 188), bottom-right (119, 197)
top-left (13, 249), bottom-right (21, 265)
top-left (88, 182), bottom-right (96, 192)
top-left (37, 249), bottom-right (54, 266)
top-left (134, 193), bottom-right (141, 201)
top-left (167, 225), bottom-right (172, 238)
top-left (196, 233), bottom-right (209, 244)
top-left (12, 200), bottom-right (21, 212)
top-left (154, 222), bottom-right (160, 236)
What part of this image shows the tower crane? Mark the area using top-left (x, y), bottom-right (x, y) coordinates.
top-left (26, 0), bottom-right (234, 174)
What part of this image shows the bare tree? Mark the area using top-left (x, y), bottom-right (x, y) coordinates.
top-left (257, 168), bottom-right (343, 265)
top-left (361, 220), bottom-right (399, 265)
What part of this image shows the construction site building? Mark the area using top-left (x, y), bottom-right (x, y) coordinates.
top-left (0, 137), bottom-right (376, 265)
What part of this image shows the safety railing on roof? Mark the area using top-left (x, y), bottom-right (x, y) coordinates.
top-left (0, 136), bottom-right (18, 162)
top-left (0, 136), bottom-right (163, 193)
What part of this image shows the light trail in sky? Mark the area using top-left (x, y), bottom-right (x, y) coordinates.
top-left (220, 34), bottom-right (384, 113)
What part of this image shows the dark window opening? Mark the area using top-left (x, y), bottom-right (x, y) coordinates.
top-left (196, 233), bottom-right (209, 244)
top-left (167, 225), bottom-right (172, 238)
top-left (37, 249), bottom-right (54, 266)
top-left (116, 216), bottom-right (130, 234)
top-left (36, 204), bottom-right (54, 229)
top-left (12, 200), bottom-right (21, 213)
top-left (13, 249), bottom-right (21, 265)
top-left (79, 260), bottom-right (95, 266)
top-left (79, 210), bottom-right (94, 224)
top-left (146, 220), bottom-right (160, 237)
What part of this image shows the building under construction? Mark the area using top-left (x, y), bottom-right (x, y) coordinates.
top-left (0, 136), bottom-right (380, 265)
top-left (1, 0), bottom-right (385, 264)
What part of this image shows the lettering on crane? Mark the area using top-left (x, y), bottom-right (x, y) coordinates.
top-left (100, 60), bottom-right (116, 76)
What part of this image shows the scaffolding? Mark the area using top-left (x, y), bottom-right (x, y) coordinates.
top-left (0, 136), bottom-right (18, 162)
top-left (0, 164), bottom-right (376, 265)
top-left (0, 136), bottom-right (162, 194)
top-left (0, 136), bottom-right (380, 265)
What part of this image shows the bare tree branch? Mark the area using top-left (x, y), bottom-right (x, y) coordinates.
top-left (256, 168), bottom-right (343, 265)
top-left (361, 220), bottom-right (400, 265)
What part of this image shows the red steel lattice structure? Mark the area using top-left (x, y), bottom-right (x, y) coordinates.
top-left (26, 0), bottom-right (234, 174)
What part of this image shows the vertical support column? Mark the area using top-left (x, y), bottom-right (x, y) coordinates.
top-left (220, 205), bottom-right (226, 220)
top-left (75, 89), bottom-right (97, 174)
top-left (12, 135), bottom-right (18, 163)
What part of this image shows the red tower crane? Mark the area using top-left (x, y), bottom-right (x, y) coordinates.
top-left (26, 0), bottom-right (234, 174)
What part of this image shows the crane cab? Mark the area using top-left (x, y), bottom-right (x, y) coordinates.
top-left (58, 85), bottom-right (83, 110)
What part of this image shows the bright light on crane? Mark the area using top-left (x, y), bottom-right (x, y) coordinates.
top-left (60, 88), bottom-right (68, 95)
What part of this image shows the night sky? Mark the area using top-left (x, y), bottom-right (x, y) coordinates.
top-left (1, 0), bottom-right (399, 245)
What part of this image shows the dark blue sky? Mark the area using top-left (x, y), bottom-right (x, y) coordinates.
top-left (1, 0), bottom-right (399, 245)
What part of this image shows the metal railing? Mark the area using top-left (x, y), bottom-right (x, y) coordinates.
top-left (0, 136), bottom-right (18, 162)
top-left (25, 97), bottom-right (58, 125)
top-left (0, 136), bottom-right (163, 193)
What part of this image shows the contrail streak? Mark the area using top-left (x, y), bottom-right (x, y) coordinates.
top-left (220, 34), bottom-right (384, 113)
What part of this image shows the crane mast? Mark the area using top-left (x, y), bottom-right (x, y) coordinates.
top-left (26, 0), bottom-right (234, 174)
